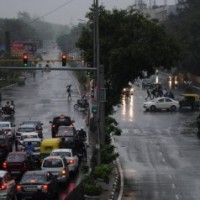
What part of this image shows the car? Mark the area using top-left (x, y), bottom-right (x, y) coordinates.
top-left (56, 125), bottom-right (77, 138)
top-left (50, 115), bottom-right (75, 138)
top-left (0, 170), bottom-right (16, 200)
top-left (20, 121), bottom-right (43, 139)
top-left (50, 148), bottom-right (79, 174)
top-left (122, 86), bottom-right (135, 96)
top-left (143, 97), bottom-right (180, 111)
top-left (2, 152), bottom-right (30, 177)
top-left (16, 132), bottom-right (40, 151)
top-left (41, 156), bottom-right (69, 185)
top-left (16, 170), bottom-right (59, 200)
top-left (0, 121), bottom-right (15, 141)
top-left (15, 124), bottom-right (39, 139)
top-left (0, 133), bottom-right (12, 163)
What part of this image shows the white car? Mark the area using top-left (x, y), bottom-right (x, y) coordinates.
top-left (41, 156), bottom-right (69, 185)
top-left (15, 124), bottom-right (37, 138)
top-left (50, 148), bottom-right (79, 173)
top-left (0, 121), bottom-right (15, 140)
top-left (16, 132), bottom-right (39, 151)
top-left (143, 97), bottom-right (180, 111)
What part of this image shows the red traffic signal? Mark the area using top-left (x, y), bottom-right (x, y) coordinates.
top-left (23, 53), bottom-right (28, 67)
top-left (62, 53), bottom-right (67, 66)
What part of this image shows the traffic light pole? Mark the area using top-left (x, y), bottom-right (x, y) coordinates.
top-left (0, 67), bottom-right (96, 71)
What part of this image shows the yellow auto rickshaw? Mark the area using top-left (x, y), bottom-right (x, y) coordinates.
top-left (179, 93), bottom-right (200, 110)
top-left (40, 138), bottom-right (62, 160)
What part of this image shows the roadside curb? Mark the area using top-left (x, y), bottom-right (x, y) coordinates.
top-left (0, 83), bottom-right (18, 90)
top-left (111, 134), bottom-right (124, 200)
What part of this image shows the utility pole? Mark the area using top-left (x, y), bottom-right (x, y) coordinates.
top-left (5, 31), bottom-right (10, 58)
top-left (94, 0), bottom-right (101, 164)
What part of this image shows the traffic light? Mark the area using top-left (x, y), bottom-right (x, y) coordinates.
top-left (62, 53), bottom-right (67, 66)
top-left (23, 53), bottom-right (28, 67)
top-left (90, 79), bottom-right (95, 98)
top-left (87, 71), bottom-right (91, 77)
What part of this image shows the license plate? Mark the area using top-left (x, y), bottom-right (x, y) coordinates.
top-left (11, 171), bottom-right (20, 173)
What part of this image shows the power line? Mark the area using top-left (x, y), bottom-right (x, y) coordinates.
top-left (8, 0), bottom-right (77, 33)
top-left (28, 0), bottom-right (77, 25)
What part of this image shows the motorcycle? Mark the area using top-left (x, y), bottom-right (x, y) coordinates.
top-left (74, 99), bottom-right (89, 111)
top-left (0, 106), bottom-right (15, 117)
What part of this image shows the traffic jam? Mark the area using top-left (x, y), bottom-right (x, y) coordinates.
top-left (0, 114), bottom-right (86, 200)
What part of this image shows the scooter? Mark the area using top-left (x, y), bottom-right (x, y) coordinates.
top-left (74, 99), bottom-right (89, 111)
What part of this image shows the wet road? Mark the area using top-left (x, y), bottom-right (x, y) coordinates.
top-left (114, 77), bottom-right (200, 200)
top-left (0, 50), bottom-right (86, 199)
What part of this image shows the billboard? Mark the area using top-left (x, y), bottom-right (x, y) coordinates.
top-left (11, 41), bottom-right (37, 57)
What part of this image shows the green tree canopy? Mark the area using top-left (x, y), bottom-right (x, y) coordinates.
top-left (166, 0), bottom-right (200, 74)
top-left (76, 7), bottom-right (180, 115)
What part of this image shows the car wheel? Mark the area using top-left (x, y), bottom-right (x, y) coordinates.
top-left (150, 105), bottom-right (156, 111)
top-left (170, 105), bottom-right (177, 111)
top-left (74, 104), bottom-right (79, 110)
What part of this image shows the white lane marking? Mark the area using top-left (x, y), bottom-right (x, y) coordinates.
top-left (162, 158), bottom-right (166, 163)
top-left (172, 183), bottom-right (176, 189)
top-left (169, 174), bottom-right (172, 179)
top-left (175, 194), bottom-right (179, 200)
top-left (159, 152), bottom-right (163, 156)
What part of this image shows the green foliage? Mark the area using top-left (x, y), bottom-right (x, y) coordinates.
top-left (92, 164), bottom-right (112, 183)
top-left (83, 175), bottom-right (102, 196)
top-left (100, 144), bottom-right (119, 164)
top-left (166, 0), bottom-right (200, 75)
top-left (81, 163), bottom-right (89, 174)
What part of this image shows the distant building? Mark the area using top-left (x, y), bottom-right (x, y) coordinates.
top-left (143, 5), bottom-right (177, 21)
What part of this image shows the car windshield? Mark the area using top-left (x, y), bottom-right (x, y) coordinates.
top-left (0, 123), bottom-right (10, 128)
top-left (7, 154), bottom-right (25, 162)
top-left (24, 141), bottom-right (40, 147)
top-left (51, 151), bottom-right (71, 157)
top-left (58, 126), bottom-right (73, 136)
top-left (43, 158), bottom-right (63, 168)
top-left (21, 174), bottom-right (46, 184)
top-left (18, 128), bottom-right (35, 132)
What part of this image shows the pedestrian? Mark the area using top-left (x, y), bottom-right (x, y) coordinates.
top-left (66, 85), bottom-right (72, 100)
top-left (145, 88), bottom-right (151, 101)
top-left (163, 88), bottom-right (168, 97)
top-left (168, 91), bottom-right (175, 99)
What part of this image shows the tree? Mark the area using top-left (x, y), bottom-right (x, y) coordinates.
top-left (166, 0), bottom-right (200, 75)
top-left (76, 7), bottom-right (180, 115)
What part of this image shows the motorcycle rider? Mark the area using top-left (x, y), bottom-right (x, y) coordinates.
top-left (3, 101), bottom-right (14, 114)
top-left (78, 127), bottom-right (86, 141)
top-left (25, 142), bottom-right (35, 169)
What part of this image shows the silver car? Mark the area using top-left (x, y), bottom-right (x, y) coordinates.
top-left (41, 156), bottom-right (69, 185)
top-left (0, 170), bottom-right (16, 200)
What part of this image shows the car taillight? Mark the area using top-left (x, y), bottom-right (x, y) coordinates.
top-left (16, 185), bottom-right (22, 191)
top-left (68, 159), bottom-right (75, 164)
top-left (52, 125), bottom-right (56, 128)
top-left (0, 184), bottom-right (7, 190)
top-left (2, 162), bottom-right (7, 169)
top-left (42, 184), bottom-right (48, 191)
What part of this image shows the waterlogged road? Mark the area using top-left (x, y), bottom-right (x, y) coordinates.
top-left (114, 81), bottom-right (200, 200)
top-left (0, 51), bottom-right (86, 199)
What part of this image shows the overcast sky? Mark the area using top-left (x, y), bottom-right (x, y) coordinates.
top-left (0, 0), bottom-right (176, 26)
